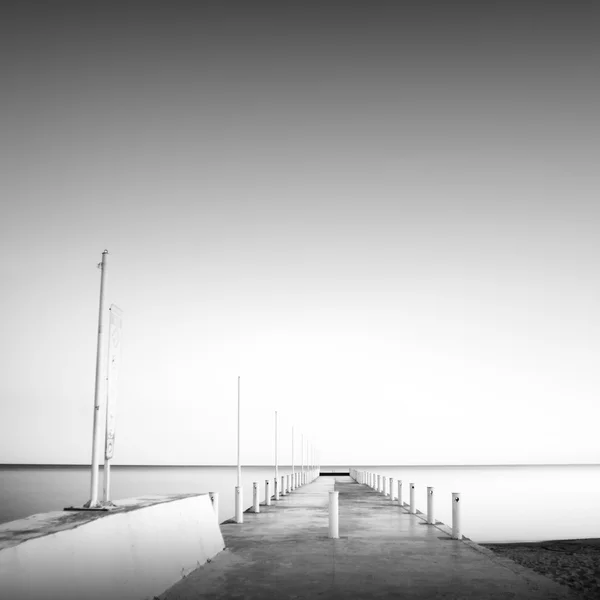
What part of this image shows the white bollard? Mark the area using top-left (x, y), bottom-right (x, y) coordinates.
top-left (265, 479), bottom-right (271, 506)
top-left (253, 481), bottom-right (260, 513)
top-left (397, 480), bottom-right (402, 506)
top-left (389, 477), bottom-right (395, 501)
top-left (328, 491), bottom-right (339, 539)
top-left (274, 477), bottom-right (279, 501)
top-left (281, 475), bottom-right (286, 496)
top-left (209, 492), bottom-right (219, 522)
top-left (235, 486), bottom-right (243, 523)
top-left (427, 487), bottom-right (434, 524)
top-left (377, 474), bottom-right (381, 492)
top-left (452, 493), bottom-right (461, 539)
top-left (409, 483), bottom-right (415, 514)
top-left (383, 476), bottom-right (387, 496)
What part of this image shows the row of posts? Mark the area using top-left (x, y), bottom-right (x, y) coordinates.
top-left (210, 467), bottom-right (320, 525)
top-left (349, 468), bottom-right (462, 540)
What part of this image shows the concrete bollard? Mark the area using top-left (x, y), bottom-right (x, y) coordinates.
top-left (427, 487), bottom-right (434, 524)
top-left (377, 474), bottom-right (381, 493)
top-left (274, 477), bottom-right (280, 501)
top-left (281, 475), bottom-right (286, 496)
top-left (235, 486), bottom-right (243, 523)
top-left (389, 477), bottom-right (395, 501)
top-left (209, 492), bottom-right (219, 522)
top-left (397, 480), bottom-right (402, 507)
top-left (409, 483), bottom-right (415, 514)
top-left (286, 474), bottom-right (290, 493)
top-left (383, 476), bottom-right (387, 496)
top-left (253, 482), bottom-right (260, 513)
top-left (328, 491), bottom-right (339, 539)
top-left (452, 493), bottom-right (461, 539)
top-left (265, 479), bottom-right (272, 506)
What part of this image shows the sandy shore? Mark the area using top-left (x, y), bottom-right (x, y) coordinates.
top-left (482, 539), bottom-right (600, 599)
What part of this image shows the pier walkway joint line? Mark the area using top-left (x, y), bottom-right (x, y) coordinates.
top-left (160, 477), bottom-right (578, 599)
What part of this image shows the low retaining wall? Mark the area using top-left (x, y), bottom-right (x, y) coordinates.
top-left (0, 493), bottom-right (225, 600)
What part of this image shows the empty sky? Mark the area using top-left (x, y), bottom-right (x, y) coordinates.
top-left (1, 1), bottom-right (599, 465)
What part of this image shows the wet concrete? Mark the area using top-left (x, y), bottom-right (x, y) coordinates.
top-left (159, 477), bottom-right (579, 599)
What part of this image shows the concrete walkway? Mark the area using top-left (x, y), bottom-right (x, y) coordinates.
top-left (159, 476), bottom-right (578, 599)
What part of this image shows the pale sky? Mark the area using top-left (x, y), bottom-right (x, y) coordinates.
top-left (1, 1), bottom-right (599, 465)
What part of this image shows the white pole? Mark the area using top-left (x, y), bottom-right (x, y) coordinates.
top-left (103, 461), bottom-right (111, 505)
top-left (274, 411), bottom-right (279, 500)
top-left (397, 480), bottom-right (403, 506)
top-left (389, 477), bottom-right (395, 501)
top-left (253, 482), bottom-right (260, 513)
top-left (235, 376), bottom-right (243, 524)
top-left (409, 483), bottom-right (416, 514)
top-left (237, 376), bottom-right (241, 487)
top-left (427, 487), bottom-right (434, 524)
top-left (301, 433), bottom-right (304, 485)
top-left (265, 479), bottom-right (271, 506)
top-left (281, 475), bottom-right (286, 496)
top-left (86, 249), bottom-right (108, 509)
top-left (452, 493), bottom-right (461, 539)
top-left (235, 485), bottom-right (243, 523)
top-left (328, 491), bottom-right (339, 539)
top-left (209, 492), bottom-right (219, 522)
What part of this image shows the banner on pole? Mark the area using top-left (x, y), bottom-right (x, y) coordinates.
top-left (105, 304), bottom-right (123, 460)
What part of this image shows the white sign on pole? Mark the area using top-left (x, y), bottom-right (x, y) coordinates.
top-left (105, 304), bottom-right (123, 460)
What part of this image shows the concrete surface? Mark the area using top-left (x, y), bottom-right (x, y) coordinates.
top-left (160, 477), bottom-right (579, 600)
top-left (0, 494), bottom-right (224, 600)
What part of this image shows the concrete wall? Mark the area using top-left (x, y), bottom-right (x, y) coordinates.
top-left (0, 494), bottom-right (225, 600)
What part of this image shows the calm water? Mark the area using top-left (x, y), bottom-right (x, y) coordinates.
top-left (1, 464), bottom-right (599, 543)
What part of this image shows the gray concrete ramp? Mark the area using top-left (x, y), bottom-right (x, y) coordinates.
top-left (159, 476), bottom-right (578, 599)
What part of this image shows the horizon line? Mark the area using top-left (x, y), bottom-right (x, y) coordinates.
top-left (1, 462), bottom-right (599, 468)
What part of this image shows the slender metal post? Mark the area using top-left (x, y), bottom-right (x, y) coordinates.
top-left (389, 477), bottom-right (395, 500)
top-left (235, 485), bottom-right (243, 523)
top-left (234, 376), bottom-right (243, 523)
top-left (328, 491), bottom-right (339, 538)
top-left (427, 487), bottom-right (434, 524)
top-left (253, 482), bottom-right (259, 513)
top-left (409, 483), bottom-right (416, 514)
top-left (291, 426), bottom-right (295, 489)
top-left (301, 433), bottom-right (304, 485)
top-left (237, 376), bottom-right (241, 487)
top-left (397, 480), bottom-right (403, 506)
top-left (86, 250), bottom-right (108, 508)
top-left (274, 411), bottom-right (279, 500)
top-left (452, 493), bottom-right (461, 539)
top-left (265, 479), bottom-right (271, 506)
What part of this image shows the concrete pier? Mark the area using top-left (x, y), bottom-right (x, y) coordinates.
top-left (159, 477), bottom-right (577, 599)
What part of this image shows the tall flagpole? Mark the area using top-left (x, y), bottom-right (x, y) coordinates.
top-left (301, 433), bottom-right (304, 484)
top-left (237, 376), bottom-right (241, 487)
top-left (86, 249), bottom-right (108, 508)
top-left (274, 410), bottom-right (279, 499)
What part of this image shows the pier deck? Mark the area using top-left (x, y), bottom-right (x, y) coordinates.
top-left (160, 476), bottom-right (577, 599)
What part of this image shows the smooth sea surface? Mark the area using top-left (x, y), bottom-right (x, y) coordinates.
top-left (1, 464), bottom-right (599, 543)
